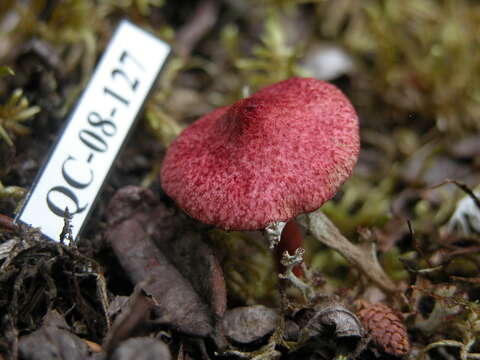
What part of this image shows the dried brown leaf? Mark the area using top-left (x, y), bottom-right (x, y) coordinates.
top-left (104, 285), bottom-right (155, 357)
top-left (220, 305), bottom-right (279, 346)
top-left (110, 337), bottom-right (172, 360)
top-left (106, 186), bottom-right (226, 338)
top-left (297, 303), bottom-right (364, 340)
top-left (18, 310), bottom-right (90, 360)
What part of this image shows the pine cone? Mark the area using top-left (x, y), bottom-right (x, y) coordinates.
top-left (356, 300), bottom-right (410, 357)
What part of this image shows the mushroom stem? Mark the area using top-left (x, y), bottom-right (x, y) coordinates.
top-left (264, 221), bottom-right (287, 249)
top-left (274, 220), bottom-right (303, 276)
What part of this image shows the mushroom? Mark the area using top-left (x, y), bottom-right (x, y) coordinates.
top-left (160, 77), bottom-right (359, 248)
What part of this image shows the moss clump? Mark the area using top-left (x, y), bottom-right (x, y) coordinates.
top-left (317, 0), bottom-right (480, 133)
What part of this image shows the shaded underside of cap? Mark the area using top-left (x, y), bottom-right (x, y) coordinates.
top-left (160, 77), bottom-right (360, 230)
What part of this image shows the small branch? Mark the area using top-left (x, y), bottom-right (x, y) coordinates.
top-left (431, 179), bottom-right (480, 209)
top-left (175, 0), bottom-right (218, 58)
top-left (297, 210), bottom-right (396, 293)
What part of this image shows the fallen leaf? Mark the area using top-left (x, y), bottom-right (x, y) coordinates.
top-left (110, 337), bottom-right (171, 360)
top-left (104, 285), bottom-right (155, 357)
top-left (107, 296), bottom-right (130, 319)
top-left (18, 310), bottom-right (91, 360)
top-left (295, 303), bottom-right (364, 340)
top-left (106, 186), bottom-right (226, 338)
top-left (220, 305), bottom-right (278, 346)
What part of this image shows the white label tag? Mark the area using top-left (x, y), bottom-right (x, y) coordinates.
top-left (16, 20), bottom-right (170, 242)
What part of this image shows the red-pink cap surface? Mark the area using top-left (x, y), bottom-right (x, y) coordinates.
top-left (160, 77), bottom-right (360, 230)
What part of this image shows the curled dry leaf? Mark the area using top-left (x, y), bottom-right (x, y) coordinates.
top-left (220, 305), bottom-right (279, 347)
top-left (150, 207), bottom-right (227, 321)
top-left (297, 210), bottom-right (396, 292)
top-left (103, 285), bottom-right (155, 357)
top-left (108, 219), bottom-right (214, 336)
top-left (107, 296), bottom-right (130, 319)
top-left (18, 310), bottom-right (90, 360)
top-left (288, 302), bottom-right (364, 359)
top-left (104, 185), bottom-right (158, 225)
top-left (296, 303), bottom-right (364, 341)
top-left (106, 186), bottom-right (226, 339)
top-left (110, 337), bottom-right (172, 360)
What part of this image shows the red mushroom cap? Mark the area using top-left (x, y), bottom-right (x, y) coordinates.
top-left (160, 77), bottom-right (359, 230)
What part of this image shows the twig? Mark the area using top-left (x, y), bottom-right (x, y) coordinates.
top-left (431, 179), bottom-right (480, 209)
top-left (297, 210), bottom-right (396, 293)
top-left (175, 0), bottom-right (218, 58)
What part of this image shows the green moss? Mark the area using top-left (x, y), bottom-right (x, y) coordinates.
top-left (222, 11), bottom-right (305, 90)
top-left (317, 0), bottom-right (480, 133)
top-left (322, 177), bottom-right (393, 236)
top-left (0, 89), bottom-right (40, 147)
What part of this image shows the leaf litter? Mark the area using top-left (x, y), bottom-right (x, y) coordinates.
top-left (1, 1), bottom-right (480, 359)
